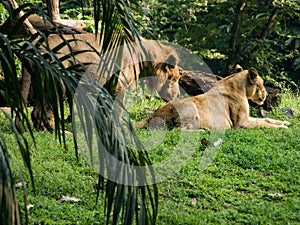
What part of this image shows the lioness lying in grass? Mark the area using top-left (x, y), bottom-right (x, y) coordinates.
top-left (135, 68), bottom-right (290, 130)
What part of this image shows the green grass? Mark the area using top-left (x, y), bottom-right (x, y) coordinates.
top-left (2, 90), bottom-right (300, 224)
top-left (156, 127), bottom-right (300, 224)
top-left (129, 90), bottom-right (300, 225)
top-left (7, 133), bottom-right (104, 224)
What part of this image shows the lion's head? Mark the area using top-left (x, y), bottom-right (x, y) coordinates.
top-left (154, 55), bottom-right (180, 101)
top-left (245, 68), bottom-right (267, 105)
top-left (144, 43), bottom-right (180, 102)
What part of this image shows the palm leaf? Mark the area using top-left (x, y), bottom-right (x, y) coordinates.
top-left (0, 111), bottom-right (32, 225)
top-left (0, 143), bottom-right (21, 225)
top-left (0, 1), bottom-right (158, 224)
top-left (92, 0), bottom-right (159, 223)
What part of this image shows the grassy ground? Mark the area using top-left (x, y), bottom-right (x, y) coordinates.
top-left (2, 90), bottom-right (300, 224)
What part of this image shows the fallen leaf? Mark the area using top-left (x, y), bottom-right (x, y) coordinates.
top-left (191, 198), bottom-right (197, 206)
top-left (15, 181), bottom-right (27, 188)
top-left (27, 204), bottom-right (34, 210)
top-left (262, 193), bottom-right (284, 200)
top-left (267, 193), bottom-right (282, 198)
top-left (213, 138), bottom-right (223, 147)
top-left (201, 138), bottom-right (223, 148)
top-left (61, 130), bottom-right (72, 135)
top-left (58, 195), bottom-right (81, 203)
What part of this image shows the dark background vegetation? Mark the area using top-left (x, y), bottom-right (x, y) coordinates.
top-left (0, 0), bottom-right (299, 224)
top-left (136, 0), bottom-right (300, 90)
top-left (1, 0), bottom-right (299, 89)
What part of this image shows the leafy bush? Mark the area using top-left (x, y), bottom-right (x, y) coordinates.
top-left (137, 0), bottom-right (300, 88)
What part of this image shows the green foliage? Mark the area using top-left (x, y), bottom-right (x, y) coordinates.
top-left (157, 127), bottom-right (300, 224)
top-left (0, 113), bottom-right (24, 225)
top-left (1, 1), bottom-right (299, 224)
top-left (4, 89), bottom-right (299, 224)
top-left (127, 88), bottom-right (300, 224)
top-left (0, 1), bottom-right (158, 225)
top-left (60, 0), bottom-right (93, 20)
top-left (138, 0), bottom-right (300, 88)
top-left (8, 132), bottom-right (103, 224)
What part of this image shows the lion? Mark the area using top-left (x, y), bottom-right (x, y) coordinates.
top-left (36, 33), bottom-right (180, 101)
top-left (25, 33), bottom-right (180, 130)
top-left (135, 68), bottom-right (290, 130)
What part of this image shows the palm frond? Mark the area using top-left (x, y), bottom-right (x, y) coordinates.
top-left (0, 143), bottom-right (21, 225)
top-left (0, 1), bottom-right (158, 224)
top-left (93, 0), bottom-right (159, 223)
top-left (0, 111), bottom-right (32, 225)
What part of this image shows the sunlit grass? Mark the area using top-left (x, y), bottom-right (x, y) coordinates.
top-left (1, 89), bottom-right (299, 224)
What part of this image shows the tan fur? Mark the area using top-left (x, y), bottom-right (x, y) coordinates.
top-left (39, 34), bottom-right (180, 101)
top-left (135, 68), bottom-right (290, 130)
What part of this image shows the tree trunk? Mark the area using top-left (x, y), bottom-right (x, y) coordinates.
top-left (4, 0), bottom-right (37, 132)
top-left (251, 7), bottom-right (280, 56)
top-left (260, 8), bottom-right (279, 40)
top-left (5, 0), bottom-right (37, 36)
top-left (14, 68), bottom-right (32, 131)
top-left (46, 0), bottom-right (61, 22)
top-left (226, 0), bottom-right (247, 72)
top-left (0, 15), bottom-right (86, 39)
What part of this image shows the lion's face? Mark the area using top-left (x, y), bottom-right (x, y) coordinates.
top-left (152, 64), bottom-right (180, 101)
top-left (140, 42), bottom-right (180, 102)
top-left (158, 64), bottom-right (180, 101)
top-left (246, 71), bottom-right (267, 105)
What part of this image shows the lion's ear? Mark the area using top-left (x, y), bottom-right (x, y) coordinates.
top-left (235, 64), bottom-right (243, 73)
top-left (248, 67), bottom-right (258, 84)
top-left (163, 55), bottom-right (178, 70)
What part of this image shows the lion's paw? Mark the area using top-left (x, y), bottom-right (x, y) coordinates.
top-left (282, 121), bottom-right (290, 126)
